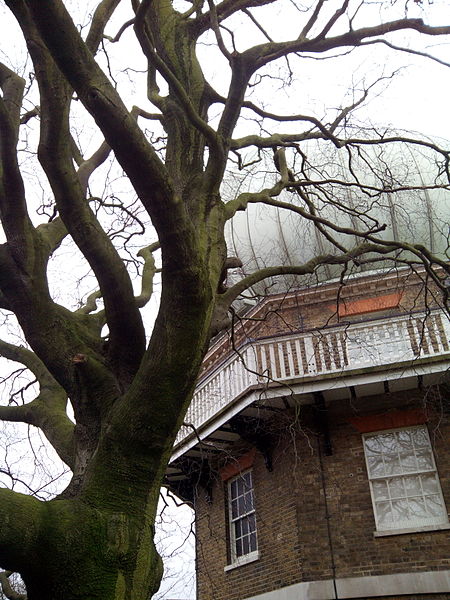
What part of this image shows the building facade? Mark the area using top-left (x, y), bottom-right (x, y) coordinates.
top-left (167, 268), bottom-right (450, 600)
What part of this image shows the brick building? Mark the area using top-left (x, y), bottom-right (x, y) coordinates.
top-left (166, 268), bottom-right (450, 600)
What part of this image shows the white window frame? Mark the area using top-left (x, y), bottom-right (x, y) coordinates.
top-left (363, 425), bottom-right (449, 535)
top-left (225, 469), bottom-right (259, 570)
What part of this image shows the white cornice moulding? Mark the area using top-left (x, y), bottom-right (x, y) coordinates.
top-left (243, 569), bottom-right (450, 600)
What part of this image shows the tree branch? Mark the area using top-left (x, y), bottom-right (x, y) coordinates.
top-left (218, 242), bottom-right (399, 307)
top-left (0, 63), bottom-right (37, 262)
top-left (194, 0), bottom-right (275, 35)
top-left (85, 0), bottom-right (122, 54)
top-left (133, 0), bottom-right (221, 153)
top-left (242, 19), bottom-right (450, 72)
top-left (0, 571), bottom-right (26, 600)
top-left (136, 242), bottom-right (161, 308)
top-left (359, 38), bottom-right (450, 69)
top-left (0, 488), bottom-right (44, 574)
top-left (0, 340), bottom-right (75, 468)
top-left (77, 140), bottom-right (112, 194)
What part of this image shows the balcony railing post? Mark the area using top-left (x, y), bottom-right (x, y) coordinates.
top-left (175, 310), bottom-right (449, 447)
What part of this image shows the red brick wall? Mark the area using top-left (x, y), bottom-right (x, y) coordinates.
top-left (195, 388), bottom-right (450, 600)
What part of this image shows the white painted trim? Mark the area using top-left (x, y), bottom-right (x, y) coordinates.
top-left (224, 550), bottom-right (260, 572)
top-left (170, 356), bottom-right (449, 462)
top-left (242, 569), bottom-right (450, 600)
top-left (374, 523), bottom-right (450, 537)
top-left (336, 570), bottom-right (450, 598)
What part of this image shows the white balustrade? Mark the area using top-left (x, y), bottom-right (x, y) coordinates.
top-left (175, 311), bottom-right (450, 446)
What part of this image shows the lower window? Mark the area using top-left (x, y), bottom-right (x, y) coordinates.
top-left (228, 470), bottom-right (258, 561)
top-left (363, 425), bottom-right (449, 532)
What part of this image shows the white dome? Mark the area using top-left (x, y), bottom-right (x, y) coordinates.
top-left (224, 153), bottom-right (449, 297)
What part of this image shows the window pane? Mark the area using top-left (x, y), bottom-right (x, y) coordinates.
top-left (416, 449), bottom-right (433, 470)
top-left (249, 532), bottom-right (257, 552)
top-left (248, 513), bottom-right (256, 533)
top-left (373, 480), bottom-right (388, 500)
top-left (242, 536), bottom-right (250, 555)
top-left (379, 433), bottom-right (397, 453)
top-left (388, 478), bottom-right (404, 499)
top-left (237, 495), bottom-right (246, 516)
top-left (375, 501), bottom-right (393, 528)
top-left (241, 518), bottom-right (249, 536)
top-left (367, 455), bottom-right (385, 477)
top-left (411, 426), bottom-right (429, 448)
top-left (408, 497), bottom-right (427, 519)
top-left (231, 499), bottom-right (238, 519)
top-left (235, 520), bottom-right (242, 538)
top-left (243, 491), bottom-right (254, 512)
top-left (421, 473), bottom-right (439, 494)
top-left (425, 495), bottom-right (445, 517)
top-left (364, 436), bottom-right (382, 456)
top-left (383, 453), bottom-right (401, 476)
top-left (236, 538), bottom-right (243, 557)
top-left (397, 429), bottom-right (412, 447)
top-left (404, 475), bottom-right (421, 497)
top-left (230, 479), bottom-right (237, 499)
top-left (391, 499), bottom-right (409, 523)
top-left (399, 452), bottom-right (417, 472)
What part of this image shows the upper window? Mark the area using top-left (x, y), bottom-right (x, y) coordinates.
top-left (363, 425), bottom-right (448, 532)
top-left (228, 470), bottom-right (258, 562)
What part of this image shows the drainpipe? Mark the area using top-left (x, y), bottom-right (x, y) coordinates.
top-left (316, 424), bottom-right (339, 600)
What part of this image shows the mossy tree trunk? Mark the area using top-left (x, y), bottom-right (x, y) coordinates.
top-left (0, 1), bottom-right (449, 599)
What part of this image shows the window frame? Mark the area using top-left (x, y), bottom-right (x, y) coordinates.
top-left (363, 425), bottom-right (449, 535)
top-left (225, 469), bottom-right (259, 569)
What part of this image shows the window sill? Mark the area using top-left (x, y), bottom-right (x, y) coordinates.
top-left (224, 550), bottom-right (260, 572)
top-left (374, 523), bottom-right (450, 537)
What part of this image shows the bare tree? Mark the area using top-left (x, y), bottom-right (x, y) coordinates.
top-left (0, 0), bottom-right (449, 599)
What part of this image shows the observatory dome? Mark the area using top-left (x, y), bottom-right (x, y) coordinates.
top-left (224, 164), bottom-right (449, 298)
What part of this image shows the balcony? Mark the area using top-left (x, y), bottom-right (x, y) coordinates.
top-left (173, 310), bottom-right (450, 458)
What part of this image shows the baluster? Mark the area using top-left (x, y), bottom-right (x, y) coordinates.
top-left (329, 333), bottom-right (339, 371)
top-left (426, 316), bottom-right (439, 353)
top-left (195, 387), bottom-right (203, 428)
top-left (278, 342), bottom-right (287, 379)
top-left (240, 348), bottom-right (248, 389)
top-left (416, 318), bottom-right (430, 355)
top-left (268, 343), bottom-right (278, 379)
top-left (303, 335), bottom-right (316, 374)
top-left (235, 358), bottom-right (243, 397)
top-left (338, 332), bottom-right (348, 367)
top-left (218, 368), bottom-right (226, 407)
top-left (435, 313), bottom-right (450, 352)
top-left (228, 360), bottom-right (235, 400)
top-left (398, 319), bottom-right (412, 360)
top-left (246, 345), bottom-right (258, 386)
top-left (202, 384), bottom-right (209, 424)
top-left (259, 344), bottom-right (268, 379)
top-left (286, 340), bottom-right (296, 377)
top-left (315, 336), bottom-right (325, 373)
top-left (224, 365), bottom-right (231, 403)
top-left (293, 339), bottom-right (302, 375)
top-left (230, 362), bottom-right (236, 400)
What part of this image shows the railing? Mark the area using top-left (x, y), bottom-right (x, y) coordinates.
top-left (175, 311), bottom-right (450, 447)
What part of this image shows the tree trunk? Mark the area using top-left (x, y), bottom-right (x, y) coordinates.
top-left (20, 496), bottom-right (163, 600)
